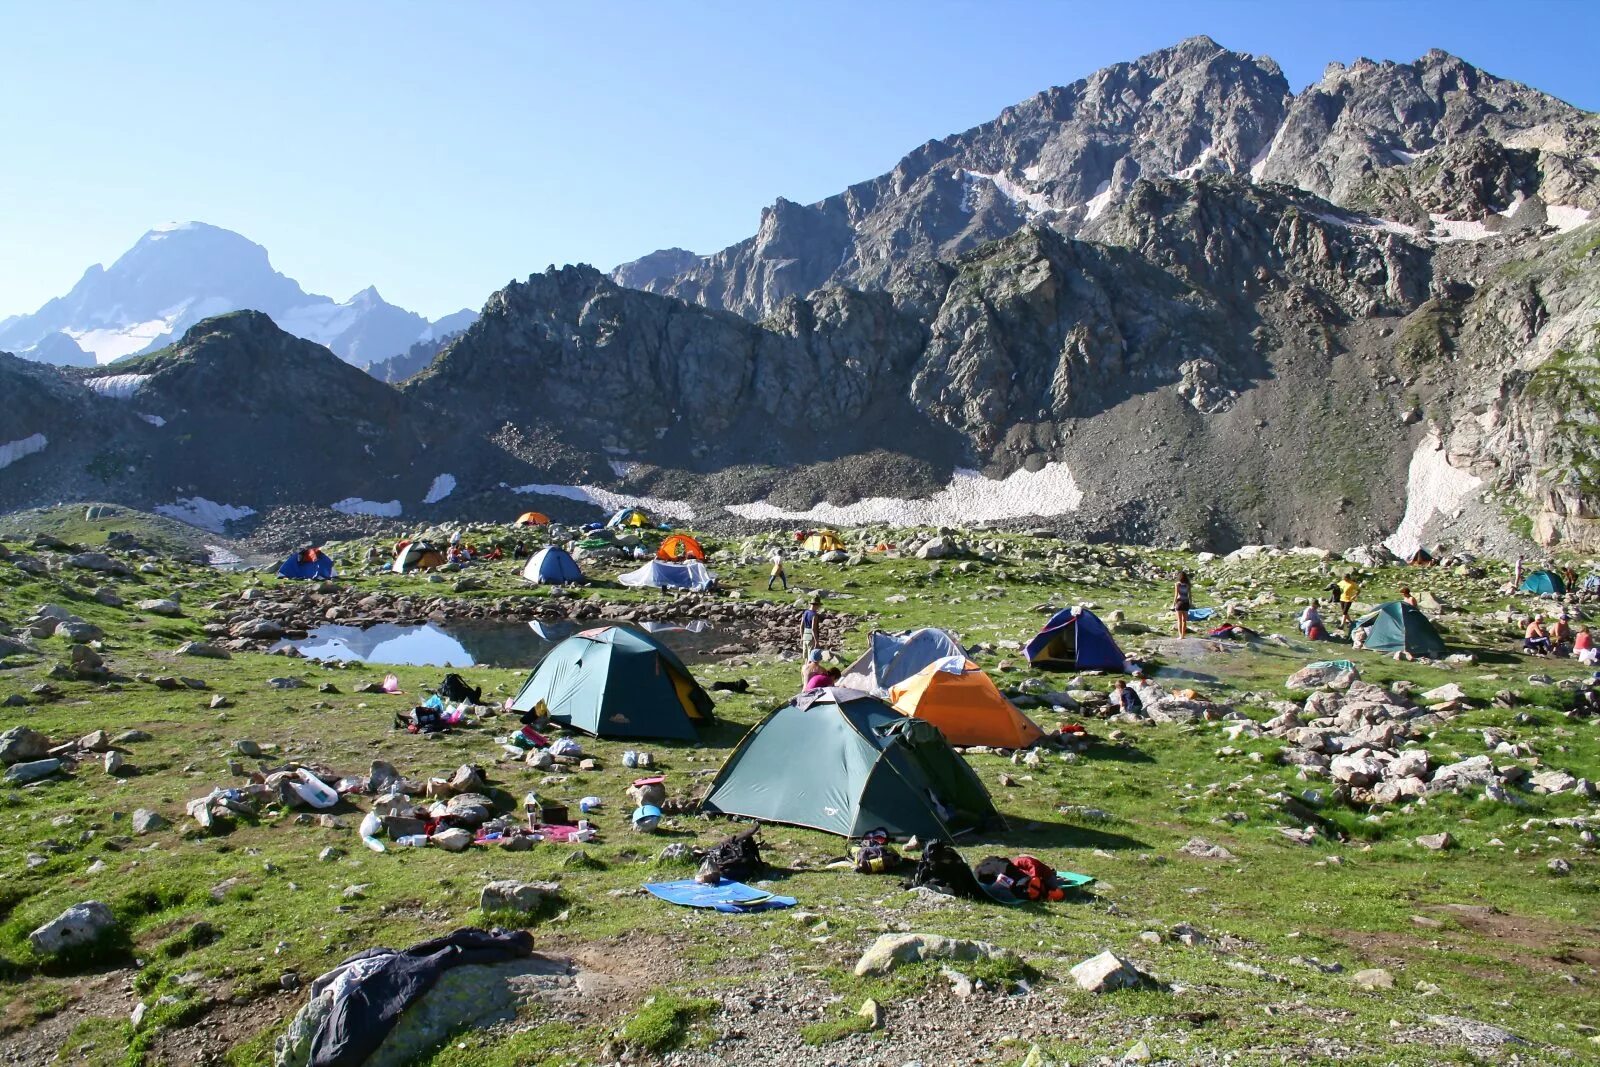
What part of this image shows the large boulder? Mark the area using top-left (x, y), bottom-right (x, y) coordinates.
top-left (29, 901), bottom-right (116, 956)
top-left (1330, 752), bottom-right (1384, 787)
top-left (4, 758), bottom-right (63, 784)
top-left (66, 552), bottom-right (132, 575)
top-left (274, 954), bottom-right (576, 1067)
top-left (0, 726), bottom-right (51, 765)
top-left (137, 599), bottom-right (183, 617)
top-left (1287, 662), bottom-right (1358, 692)
top-left (479, 881), bottom-right (560, 915)
top-left (853, 933), bottom-right (1015, 976)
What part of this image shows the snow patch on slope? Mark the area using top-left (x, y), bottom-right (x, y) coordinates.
top-left (85, 373), bottom-right (152, 399)
top-left (422, 474), bottom-right (456, 504)
top-left (155, 497), bottom-right (256, 533)
top-left (1313, 211), bottom-right (1419, 237)
top-left (1083, 181), bottom-right (1114, 221)
top-left (1544, 205), bottom-right (1592, 235)
top-left (1429, 214), bottom-right (1492, 242)
top-left (0, 434), bottom-right (48, 470)
top-left (964, 170), bottom-right (1052, 215)
top-left (70, 319), bottom-right (174, 363)
top-left (1384, 436), bottom-right (1482, 558)
top-left (138, 413), bottom-right (166, 427)
top-left (509, 481), bottom-right (697, 521)
top-left (331, 497), bottom-right (403, 518)
top-left (727, 463), bottom-right (1084, 525)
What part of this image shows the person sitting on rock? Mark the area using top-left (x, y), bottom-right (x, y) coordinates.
top-left (1299, 600), bottom-right (1325, 640)
top-left (1550, 614), bottom-right (1574, 656)
top-left (1524, 615), bottom-right (1553, 657)
top-left (1575, 627), bottom-right (1597, 666)
top-left (1112, 678), bottom-right (1143, 716)
top-left (1399, 586), bottom-right (1419, 607)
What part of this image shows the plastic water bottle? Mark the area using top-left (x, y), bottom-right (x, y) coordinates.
top-left (523, 791), bottom-right (541, 829)
top-left (397, 834), bottom-right (429, 847)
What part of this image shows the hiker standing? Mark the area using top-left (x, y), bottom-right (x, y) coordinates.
top-left (1173, 571), bottom-right (1192, 639)
top-left (1337, 572), bottom-right (1361, 627)
top-left (800, 595), bottom-right (822, 665)
top-left (767, 547), bottom-right (787, 591)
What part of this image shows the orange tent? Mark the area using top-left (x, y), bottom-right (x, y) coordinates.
top-left (656, 534), bottom-right (705, 561)
top-left (888, 657), bottom-right (1044, 748)
top-left (514, 511), bottom-right (551, 526)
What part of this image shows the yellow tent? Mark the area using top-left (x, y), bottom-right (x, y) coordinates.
top-left (888, 657), bottom-right (1044, 748)
top-left (513, 511), bottom-right (550, 526)
top-left (803, 530), bottom-right (844, 554)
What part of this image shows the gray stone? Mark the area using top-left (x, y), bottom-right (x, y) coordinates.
top-left (132, 809), bottom-right (169, 834)
top-left (178, 641), bottom-right (230, 660)
top-left (853, 933), bottom-right (1015, 976)
top-left (479, 880), bottom-right (560, 914)
top-left (430, 828), bottom-right (472, 852)
top-left (1416, 832), bottom-right (1454, 851)
top-left (4, 758), bottom-right (63, 784)
top-left (1354, 967), bottom-right (1394, 990)
top-left (0, 726), bottom-right (51, 764)
top-left (1287, 662), bottom-right (1357, 691)
top-left (267, 677), bottom-right (306, 690)
top-left (1070, 950), bottom-right (1153, 993)
top-left (137, 599), bottom-right (183, 617)
top-left (28, 900), bottom-right (116, 956)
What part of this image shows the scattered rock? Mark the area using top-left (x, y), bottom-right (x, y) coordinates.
top-left (1354, 968), bottom-right (1394, 990)
top-left (853, 933), bottom-right (1016, 977)
top-left (132, 809), bottom-right (169, 834)
top-left (479, 880), bottom-right (560, 914)
top-left (28, 901), bottom-right (116, 956)
top-left (1415, 832), bottom-right (1454, 851)
top-left (1070, 951), bottom-right (1155, 993)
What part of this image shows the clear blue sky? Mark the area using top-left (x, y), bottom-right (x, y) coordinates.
top-left (3, 0), bottom-right (1597, 320)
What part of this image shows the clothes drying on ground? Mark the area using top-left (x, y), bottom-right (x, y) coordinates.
top-left (1185, 607), bottom-right (1215, 621)
top-left (701, 686), bottom-right (998, 840)
top-left (887, 655), bottom-right (1044, 748)
top-left (618, 559), bottom-right (714, 591)
top-left (1352, 601), bottom-right (1447, 658)
top-left (509, 624), bottom-right (714, 740)
top-left (522, 546), bottom-right (583, 584)
top-left (839, 627), bottom-right (968, 694)
top-left (1024, 605), bottom-right (1127, 671)
top-left (643, 879), bottom-right (796, 912)
top-left (278, 547), bottom-right (334, 580)
top-left (656, 534), bottom-right (705, 561)
top-left (302, 928), bottom-right (534, 1067)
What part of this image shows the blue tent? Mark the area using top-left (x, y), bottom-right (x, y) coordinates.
top-left (618, 559), bottom-right (714, 591)
top-left (839, 627), bottom-right (968, 694)
top-left (277, 548), bottom-right (333, 580)
top-left (522, 546), bottom-right (583, 584)
top-left (1520, 570), bottom-right (1566, 595)
top-left (1024, 606), bottom-right (1127, 672)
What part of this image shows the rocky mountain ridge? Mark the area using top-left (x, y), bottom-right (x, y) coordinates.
top-left (3, 38), bottom-right (1598, 554)
top-left (0, 222), bottom-right (475, 369)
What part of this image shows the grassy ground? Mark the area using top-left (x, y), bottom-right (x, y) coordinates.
top-left (0, 521), bottom-right (1596, 1065)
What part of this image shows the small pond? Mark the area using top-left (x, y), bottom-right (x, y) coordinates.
top-left (272, 618), bottom-right (724, 668)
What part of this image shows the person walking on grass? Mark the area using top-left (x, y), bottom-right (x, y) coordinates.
top-left (1337, 571), bottom-right (1361, 628)
top-left (1174, 570), bottom-right (1193, 639)
top-left (767, 547), bottom-right (787, 591)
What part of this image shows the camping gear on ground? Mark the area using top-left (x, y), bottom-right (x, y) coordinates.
top-left (359, 811), bottom-right (385, 853)
top-left (905, 839), bottom-right (986, 899)
top-left (617, 559), bottom-right (715, 592)
top-left (509, 625), bottom-right (714, 740)
top-left (278, 546), bottom-right (334, 580)
top-left (579, 796), bottom-right (602, 813)
top-left (656, 534), bottom-right (705, 561)
top-left (851, 828), bottom-right (903, 873)
top-left (693, 823), bottom-right (765, 884)
top-left (1354, 601), bottom-right (1447, 658)
top-left (436, 673), bottom-right (482, 705)
top-left (975, 854), bottom-right (1083, 902)
top-left (1520, 569), bottom-right (1566, 595)
top-left (606, 506), bottom-right (654, 529)
top-left (801, 530), bottom-right (845, 554)
top-left (396, 705), bottom-right (444, 734)
top-left (513, 511), bottom-right (550, 527)
top-left (522, 546), bottom-right (584, 584)
top-left (839, 627), bottom-right (969, 694)
top-left (643, 879), bottom-right (795, 912)
top-left (887, 655), bottom-right (1045, 748)
top-left (1185, 607), bottom-right (1216, 621)
top-left (1025, 605), bottom-right (1128, 672)
top-left (289, 768), bottom-right (339, 809)
top-left (294, 928), bottom-right (534, 1067)
top-left (701, 687), bottom-right (998, 840)
top-left (632, 805), bottom-right (663, 832)
top-left (392, 543), bottom-right (447, 573)
top-left (381, 674), bottom-right (401, 694)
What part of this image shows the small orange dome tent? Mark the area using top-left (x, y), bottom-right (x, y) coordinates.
top-left (514, 511), bottom-right (550, 527)
top-left (657, 534), bottom-right (705, 561)
top-left (888, 656), bottom-right (1044, 748)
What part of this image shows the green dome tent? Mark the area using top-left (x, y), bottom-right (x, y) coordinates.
top-left (508, 625), bottom-right (714, 740)
top-left (1520, 569), bottom-right (1566, 595)
top-left (1355, 601), bottom-right (1447, 659)
top-left (700, 687), bottom-right (998, 840)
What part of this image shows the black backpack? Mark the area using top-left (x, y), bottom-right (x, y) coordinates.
top-left (437, 673), bottom-right (481, 704)
top-left (696, 824), bottom-right (764, 883)
top-left (850, 828), bottom-right (902, 873)
top-left (905, 840), bottom-right (984, 899)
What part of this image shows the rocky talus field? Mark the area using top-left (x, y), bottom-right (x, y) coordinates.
top-left (0, 508), bottom-right (1596, 1066)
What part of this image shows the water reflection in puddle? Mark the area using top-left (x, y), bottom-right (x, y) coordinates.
top-left (274, 619), bottom-right (723, 668)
